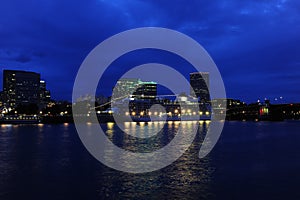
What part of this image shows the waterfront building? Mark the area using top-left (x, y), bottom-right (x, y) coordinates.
top-left (40, 80), bottom-right (51, 108)
top-left (134, 81), bottom-right (157, 99)
top-left (190, 72), bottom-right (210, 102)
top-left (0, 91), bottom-right (3, 107)
top-left (113, 78), bottom-right (157, 100)
top-left (2, 70), bottom-right (50, 108)
top-left (3, 70), bottom-right (40, 107)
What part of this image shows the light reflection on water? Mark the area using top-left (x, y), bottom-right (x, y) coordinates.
top-left (98, 121), bottom-right (215, 199)
top-left (0, 121), bottom-right (300, 199)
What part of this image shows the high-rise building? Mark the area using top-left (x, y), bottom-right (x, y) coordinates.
top-left (39, 80), bottom-right (51, 107)
top-left (190, 72), bottom-right (210, 102)
top-left (113, 78), bottom-right (140, 99)
top-left (134, 81), bottom-right (157, 99)
top-left (0, 91), bottom-right (3, 107)
top-left (2, 70), bottom-right (50, 108)
top-left (3, 70), bottom-right (41, 107)
top-left (113, 78), bottom-right (157, 100)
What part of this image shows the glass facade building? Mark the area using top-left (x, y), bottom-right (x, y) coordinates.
top-left (3, 70), bottom-right (50, 108)
top-left (190, 72), bottom-right (210, 102)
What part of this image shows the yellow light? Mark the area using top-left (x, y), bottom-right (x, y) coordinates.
top-left (140, 112), bottom-right (144, 116)
top-left (205, 111), bottom-right (210, 115)
top-left (187, 109), bottom-right (191, 113)
top-left (132, 111), bottom-right (136, 116)
top-left (154, 112), bottom-right (158, 115)
top-left (168, 112), bottom-right (172, 116)
top-left (200, 111), bottom-right (203, 115)
top-left (182, 109), bottom-right (186, 113)
top-left (107, 122), bottom-right (114, 129)
top-left (148, 112), bottom-right (152, 116)
top-left (193, 112), bottom-right (196, 115)
top-left (174, 109), bottom-right (178, 114)
top-left (124, 122), bottom-right (130, 128)
top-left (125, 112), bottom-right (129, 116)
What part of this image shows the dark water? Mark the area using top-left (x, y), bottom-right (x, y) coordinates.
top-left (0, 121), bottom-right (300, 200)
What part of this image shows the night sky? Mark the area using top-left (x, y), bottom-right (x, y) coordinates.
top-left (0, 0), bottom-right (299, 103)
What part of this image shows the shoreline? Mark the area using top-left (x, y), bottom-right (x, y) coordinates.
top-left (1, 116), bottom-right (295, 125)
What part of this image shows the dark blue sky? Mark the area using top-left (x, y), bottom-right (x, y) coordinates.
top-left (0, 0), bottom-right (299, 103)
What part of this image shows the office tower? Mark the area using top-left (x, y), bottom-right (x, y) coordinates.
top-left (113, 78), bottom-right (140, 99)
top-left (190, 72), bottom-right (210, 102)
top-left (3, 70), bottom-right (41, 107)
top-left (39, 80), bottom-right (51, 107)
top-left (134, 81), bottom-right (157, 99)
top-left (0, 91), bottom-right (3, 107)
top-left (113, 78), bottom-right (157, 100)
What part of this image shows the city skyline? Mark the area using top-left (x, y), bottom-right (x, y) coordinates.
top-left (0, 1), bottom-right (299, 103)
top-left (0, 68), bottom-right (295, 105)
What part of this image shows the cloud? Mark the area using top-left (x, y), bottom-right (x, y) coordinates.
top-left (0, 0), bottom-right (299, 102)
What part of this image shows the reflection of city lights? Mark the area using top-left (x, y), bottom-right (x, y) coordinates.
top-left (124, 122), bottom-right (130, 128)
top-left (107, 122), bottom-right (114, 129)
top-left (1, 124), bottom-right (12, 128)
